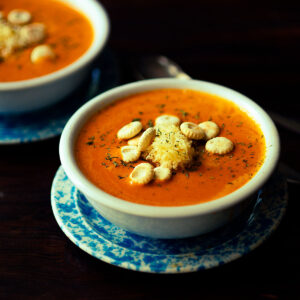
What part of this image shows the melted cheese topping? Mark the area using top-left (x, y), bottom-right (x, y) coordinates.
top-left (144, 124), bottom-right (194, 170)
top-left (0, 21), bottom-right (16, 57)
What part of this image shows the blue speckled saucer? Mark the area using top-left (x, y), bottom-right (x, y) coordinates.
top-left (51, 166), bottom-right (287, 273)
top-left (0, 49), bottom-right (118, 144)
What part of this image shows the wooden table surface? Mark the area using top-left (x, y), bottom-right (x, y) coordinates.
top-left (1, 0), bottom-right (300, 299)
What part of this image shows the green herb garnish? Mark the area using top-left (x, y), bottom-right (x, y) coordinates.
top-left (121, 160), bottom-right (127, 166)
top-left (180, 109), bottom-right (188, 117)
top-left (147, 119), bottom-right (154, 127)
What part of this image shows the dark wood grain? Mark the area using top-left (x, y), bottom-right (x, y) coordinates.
top-left (1, 0), bottom-right (300, 299)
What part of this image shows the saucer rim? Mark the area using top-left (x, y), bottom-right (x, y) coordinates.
top-left (51, 166), bottom-right (288, 273)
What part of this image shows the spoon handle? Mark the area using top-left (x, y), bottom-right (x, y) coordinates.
top-left (133, 55), bottom-right (300, 135)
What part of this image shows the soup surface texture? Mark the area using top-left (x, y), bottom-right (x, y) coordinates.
top-left (75, 89), bottom-right (266, 207)
top-left (0, 0), bottom-right (93, 81)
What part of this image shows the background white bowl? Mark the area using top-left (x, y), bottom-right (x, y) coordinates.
top-left (0, 0), bottom-right (109, 114)
top-left (59, 78), bottom-right (280, 239)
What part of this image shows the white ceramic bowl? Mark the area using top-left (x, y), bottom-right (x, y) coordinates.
top-left (59, 78), bottom-right (280, 239)
top-left (0, 0), bottom-right (109, 114)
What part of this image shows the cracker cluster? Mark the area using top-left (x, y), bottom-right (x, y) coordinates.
top-left (117, 114), bottom-right (234, 185)
top-left (0, 9), bottom-right (55, 62)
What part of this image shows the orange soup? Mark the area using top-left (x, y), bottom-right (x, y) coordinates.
top-left (0, 0), bottom-right (93, 81)
top-left (75, 89), bottom-right (266, 207)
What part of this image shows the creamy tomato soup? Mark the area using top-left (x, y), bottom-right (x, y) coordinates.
top-left (0, 0), bottom-right (93, 81)
top-left (75, 89), bottom-right (266, 207)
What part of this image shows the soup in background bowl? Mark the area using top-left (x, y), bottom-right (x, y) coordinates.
top-left (0, 0), bottom-right (109, 113)
top-left (59, 78), bottom-right (280, 239)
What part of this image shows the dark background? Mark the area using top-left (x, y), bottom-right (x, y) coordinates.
top-left (1, 0), bottom-right (300, 299)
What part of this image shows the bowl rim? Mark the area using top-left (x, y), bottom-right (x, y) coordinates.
top-left (59, 78), bottom-right (280, 219)
top-left (0, 0), bottom-right (109, 90)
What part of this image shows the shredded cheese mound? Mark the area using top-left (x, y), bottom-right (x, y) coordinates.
top-left (0, 21), bottom-right (16, 57)
top-left (0, 22), bottom-right (14, 41)
top-left (143, 124), bottom-right (194, 170)
top-left (0, 19), bottom-right (24, 58)
top-left (0, 18), bottom-right (46, 59)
